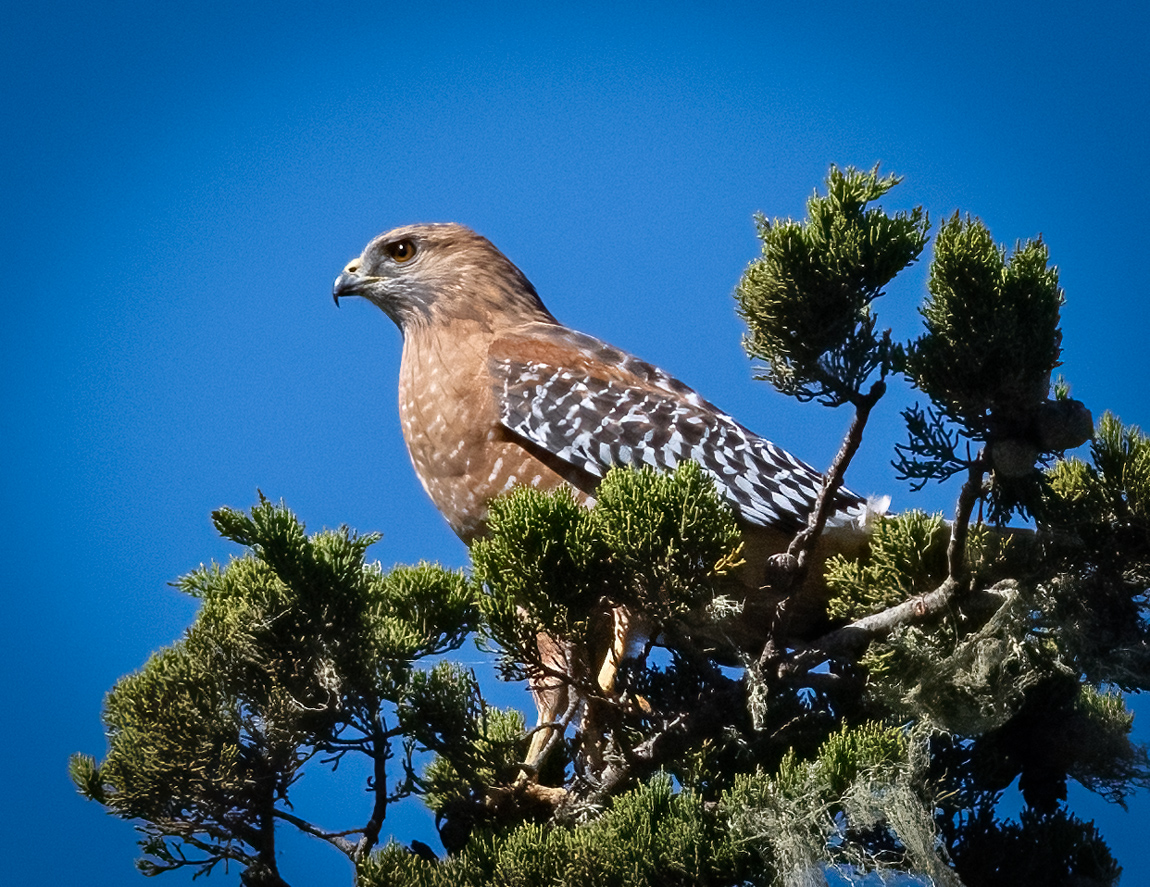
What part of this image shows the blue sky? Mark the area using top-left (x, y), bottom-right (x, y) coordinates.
top-left (3, 1), bottom-right (1148, 884)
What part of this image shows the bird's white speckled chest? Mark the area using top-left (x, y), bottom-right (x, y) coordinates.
top-left (396, 322), bottom-right (579, 542)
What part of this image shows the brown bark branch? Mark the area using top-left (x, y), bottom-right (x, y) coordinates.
top-left (787, 378), bottom-right (887, 574)
top-left (273, 808), bottom-right (358, 856)
top-left (354, 716), bottom-right (391, 862)
top-left (809, 580), bottom-right (1016, 663)
top-left (947, 454), bottom-right (987, 580)
top-left (760, 378), bottom-right (886, 670)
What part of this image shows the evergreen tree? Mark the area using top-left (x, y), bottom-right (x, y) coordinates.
top-left (74, 167), bottom-right (1148, 886)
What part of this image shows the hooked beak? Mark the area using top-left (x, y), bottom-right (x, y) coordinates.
top-left (332, 261), bottom-right (365, 306)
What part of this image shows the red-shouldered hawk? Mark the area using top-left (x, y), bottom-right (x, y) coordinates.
top-left (334, 223), bottom-right (882, 772)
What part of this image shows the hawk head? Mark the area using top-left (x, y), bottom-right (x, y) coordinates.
top-left (333, 223), bottom-right (555, 333)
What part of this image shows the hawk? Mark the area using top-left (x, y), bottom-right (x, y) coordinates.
top-left (334, 223), bottom-right (881, 769)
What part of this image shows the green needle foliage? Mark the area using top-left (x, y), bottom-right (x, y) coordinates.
top-left (472, 461), bottom-right (742, 682)
top-left (362, 774), bottom-right (753, 887)
top-left (898, 212), bottom-right (1091, 520)
top-left (736, 165), bottom-right (929, 405)
top-left (825, 512), bottom-right (951, 622)
top-left (1040, 413), bottom-right (1150, 689)
top-left (72, 497), bottom-right (480, 884)
top-left (75, 167), bottom-right (1150, 887)
top-left (910, 214), bottom-right (1063, 427)
top-left (360, 726), bottom-right (922, 887)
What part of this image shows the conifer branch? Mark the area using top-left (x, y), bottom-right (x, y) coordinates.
top-left (355, 716), bottom-right (391, 861)
top-left (273, 808), bottom-right (358, 855)
top-left (761, 375), bottom-right (886, 673)
top-left (946, 453), bottom-right (987, 581)
top-left (788, 377), bottom-right (888, 574)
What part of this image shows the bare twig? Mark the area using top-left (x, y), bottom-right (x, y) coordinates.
top-left (273, 808), bottom-right (358, 856)
top-left (354, 715), bottom-right (391, 862)
top-left (947, 453), bottom-right (987, 580)
top-left (761, 378), bottom-right (886, 671)
top-left (808, 580), bottom-right (1016, 663)
top-left (787, 378), bottom-right (888, 575)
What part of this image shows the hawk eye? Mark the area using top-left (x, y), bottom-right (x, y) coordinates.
top-left (387, 239), bottom-right (417, 263)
